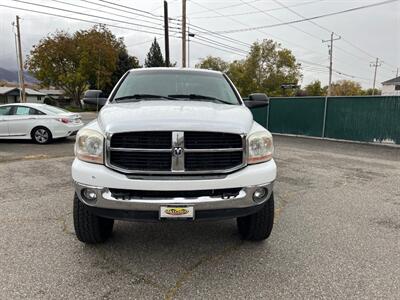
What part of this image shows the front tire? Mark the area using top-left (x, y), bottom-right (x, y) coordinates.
top-left (73, 193), bottom-right (114, 244)
top-left (31, 126), bottom-right (52, 144)
top-left (237, 193), bottom-right (274, 241)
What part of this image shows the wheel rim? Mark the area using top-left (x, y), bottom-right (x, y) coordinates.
top-left (34, 129), bottom-right (48, 143)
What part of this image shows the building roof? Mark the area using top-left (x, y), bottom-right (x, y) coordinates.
top-left (0, 87), bottom-right (45, 96)
top-left (0, 87), bottom-right (18, 94)
top-left (38, 89), bottom-right (65, 95)
top-left (382, 76), bottom-right (400, 85)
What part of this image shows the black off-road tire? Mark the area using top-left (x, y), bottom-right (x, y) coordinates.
top-left (237, 193), bottom-right (274, 241)
top-left (73, 193), bottom-right (114, 244)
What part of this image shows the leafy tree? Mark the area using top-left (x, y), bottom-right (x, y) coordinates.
top-left (26, 25), bottom-right (121, 107)
top-left (330, 80), bottom-right (363, 96)
top-left (104, 42), bottom-right (141, 94)
top-left (196, 56), bottom-right (229, 72)
top-left (362, 88), bottom-right (381, 95)
top-left (145, 38), bottom-right (165, 67)
top-left (229, 39), bottom-right (302, 97)
top-left (304, 80), bottom-right (325, 96)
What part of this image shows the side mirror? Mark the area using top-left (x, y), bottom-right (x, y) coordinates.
top-left (244, 93), bottom-right (269, 108)
top-left (82, 90), bottom-right (108, 107)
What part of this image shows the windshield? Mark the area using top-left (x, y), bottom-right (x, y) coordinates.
top-left (112, 70), bottom-right (241, 105)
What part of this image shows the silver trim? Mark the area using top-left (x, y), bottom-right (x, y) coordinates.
top-left (171, 131), bottom-right (185, 172)
top-left (110, 148), bottom-right (171, 152)
top-left (105, 131), bottom-right (247, 175)
top-left (74, 181), bottom-right (273, 211)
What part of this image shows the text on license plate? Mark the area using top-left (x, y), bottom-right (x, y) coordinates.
top-left (160, 206), bottom-right (194, 219)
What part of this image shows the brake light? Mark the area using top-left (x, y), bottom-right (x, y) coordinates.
top-left (58, 117), bottom-right (70, 124)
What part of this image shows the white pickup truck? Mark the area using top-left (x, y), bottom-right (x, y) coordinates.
top-left (72, 68), bottom-right (277, 244)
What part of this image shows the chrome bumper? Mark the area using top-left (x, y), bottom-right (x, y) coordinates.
top-left (74, 181), bottom-right (274, 211)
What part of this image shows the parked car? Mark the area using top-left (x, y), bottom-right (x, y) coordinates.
top-left (0, 103), bottom-right (84, 144)
top-left (72, 68), bottom-right (276, 244)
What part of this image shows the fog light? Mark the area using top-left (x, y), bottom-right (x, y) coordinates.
top-left (82, 188), bottom-right (97, 202)
top-left (253, 187), bottom-right (267, 203)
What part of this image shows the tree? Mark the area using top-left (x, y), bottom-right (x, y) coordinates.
top-left (228, 39), bottom-right (302, 96)
top-left (304, 80), bottom-right (325, 96)
top-left (362, 88), bottom-right (381, 95)
top-left (196, 56), bottom-right (229, 72)
top-left (104, 42), bottom-right (141, 95)
top-left (145, 38), bottom-right (165, 67)
top-left (330, 80), bottom-right (363, 96)
top-left (26, 25), bottom-right (122, 107)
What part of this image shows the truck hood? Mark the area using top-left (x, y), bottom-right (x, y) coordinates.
top-left (98, 100), bottom-right (254, 134)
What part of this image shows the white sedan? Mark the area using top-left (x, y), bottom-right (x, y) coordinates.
top-left (0, 103), bottom-right (84, 144)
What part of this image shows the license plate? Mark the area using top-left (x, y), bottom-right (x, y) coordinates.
top-left (160, 206), bottom-right (194, 219)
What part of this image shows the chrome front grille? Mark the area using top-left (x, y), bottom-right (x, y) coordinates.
top-left (106, 131), bottom-right (246, 174)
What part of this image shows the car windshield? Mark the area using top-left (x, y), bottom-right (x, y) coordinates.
top-left (112, 70), bottom-right (241, 105)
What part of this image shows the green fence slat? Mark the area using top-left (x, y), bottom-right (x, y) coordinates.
top-left (248, 95), bottom-right (400, 145)
top-left (268, 97), bottom-right (325, 136)
top-left (324, 96), bottom-right (400, 144)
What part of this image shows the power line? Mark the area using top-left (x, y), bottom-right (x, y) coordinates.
top-left (0, 4), bottom-right (164, 36)
top-left (190, 0), bottom-right (328, 59)
top-left (11, 0), bottom-right (177, 34)
top-left (206, 0), bottom-right (399, 34)
top-left (190, 40), bottom-right (246, 56)
top-left (240, 0), bottom-right (324, 42)
top-left (79, 0), bottom-right (164, 27)
top-left (271, 0), bottom-right (398, 74)
top-left (189, 0), bottom-right (262, 16)
top-left (194, 36), bottom-right (248, 54)
top-left (188, 23), bottom-right (251, 48)
top-left (191, 0), bottom-right (325, 19)
top-left (98, 0), bottom-right (163, 19)
top-left (51, 0), bottom-right (164, 28)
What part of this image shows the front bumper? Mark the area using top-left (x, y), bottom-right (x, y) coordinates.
top-left (74, 181), bottom-right (273, 212)
top-left (72, 158), bottom-right (276, 220)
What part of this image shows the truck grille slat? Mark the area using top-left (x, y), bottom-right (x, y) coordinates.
top-left (111, 131), bottom-right (172, 149)
top-left (185, 131), bottom-right (242, 149)
top-left (109, 188), bottom-right (242, 200)
top-left (107, 131), bottom-right (245, 174)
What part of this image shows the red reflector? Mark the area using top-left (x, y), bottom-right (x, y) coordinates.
top-left (58, 118), bottom-right (70, 124)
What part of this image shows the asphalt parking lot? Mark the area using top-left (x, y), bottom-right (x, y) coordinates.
top-left (0, 131), bottom-right (399, 299)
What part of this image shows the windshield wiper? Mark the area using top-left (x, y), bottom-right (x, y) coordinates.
top-left (114, 94), bottom-right (177, 102)
top-left (168, 94), bottom-right (234, 105)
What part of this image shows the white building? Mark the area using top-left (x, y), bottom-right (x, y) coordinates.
top-left (0, 87), bottom-right (46, 104)
top-left (381, 76), bottom-right (400, 96)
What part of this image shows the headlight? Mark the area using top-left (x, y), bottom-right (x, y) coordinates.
top-left (75, 129), bottom-right (104, 164)
top-left (247, 131), bottom-right (274, 164)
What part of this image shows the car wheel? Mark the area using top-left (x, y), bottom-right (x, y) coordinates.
top-left (31, 127), bottom-right (52, 144)
top-left (237, 193), bottom-right (274, 241)
top-left (73, 193), bottom-right (114, 244)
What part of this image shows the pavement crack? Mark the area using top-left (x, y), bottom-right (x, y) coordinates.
top-left (0, 154), bottom-right (74, 164)
top-left (164, 241), bottom-right (243, 300)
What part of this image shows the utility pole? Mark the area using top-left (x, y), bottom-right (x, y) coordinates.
top-left (164, 1), bottom-right (170, 67)
top-left (181, 0), bottom-right (187, 68)
top-left (188, 30), bottom-right (195, 68)
top-left (370, 58), bottom-right (382, 95)
top-left (322, 32), bottom-right (341, 96)
top-left (396, 67), bottom-right (399, 77)
top-left (16, 16), bottom-right (26, 102)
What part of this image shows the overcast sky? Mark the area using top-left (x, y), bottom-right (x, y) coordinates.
top-left (0, 0), bottom-right (399, 89)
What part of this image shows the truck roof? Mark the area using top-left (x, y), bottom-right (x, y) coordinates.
top-left (128, 67), bottom-right (223, 75)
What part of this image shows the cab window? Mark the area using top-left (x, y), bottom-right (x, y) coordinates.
top-left (0, 106), bottom-right (12, 115)
top-left (13, 106), bottom-right (45, 115)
